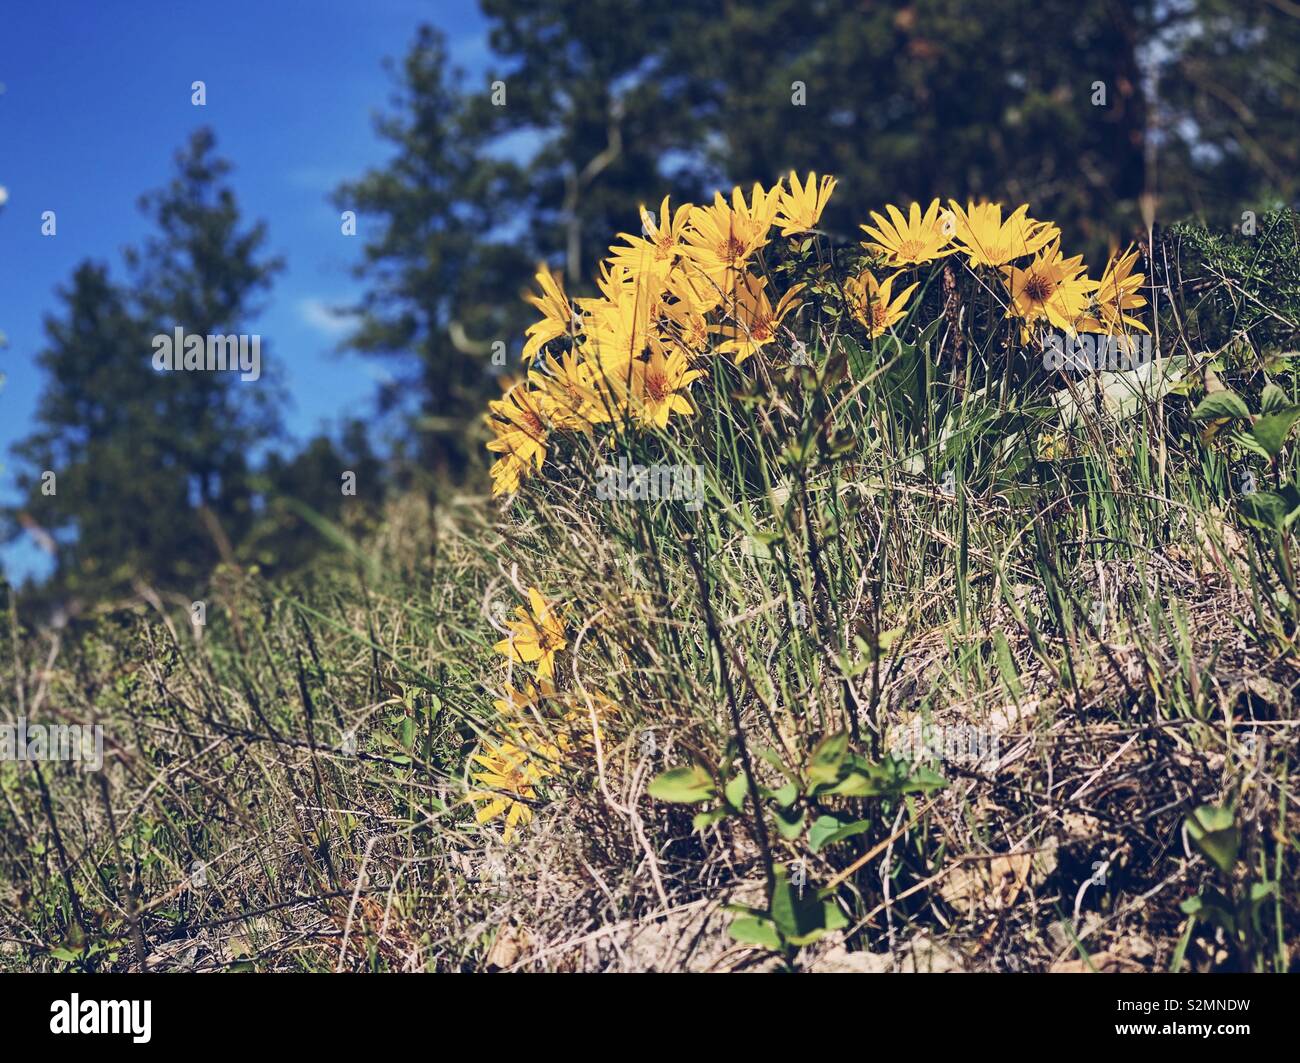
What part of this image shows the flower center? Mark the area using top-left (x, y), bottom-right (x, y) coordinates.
top-left (1023, 274), bottom-right (1054, 303)
top-left (723, 235), bottom-right (748, 263)
top-left (521, 408), bottom-right (545, 437)
top-left (644, 370), bottom-right (670, 404)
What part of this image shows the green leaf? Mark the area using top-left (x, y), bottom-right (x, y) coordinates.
top-left (806, 731), bottom-right (849, 789)
top-left (1249, 407), bottom-right (1300, 458)
top-left (1181, 886), bottom-right (1237, 935)
top-left (1260, 383), bottom-right (1290, 413)
top-left (820, 901), bottom-right (849, 932)
top-left (1237, 485), bottom-right (1300, 531)
top-left (727, 916), bottom-right (783, 951)
top-left (1233, 430), bottom-right (1274, 462)
top-left (774, 806), bottom-right (806, 840)
top-left (648, 764), bottom-right (715, 804)
top-left (809, 814), bottom-right (872, 853)
top-left (809, 814), bottom-right (844, 852)
top-left (1190, 390), bottom-right (1251, 421)
top-left (1186, 804), bottom-right (1240, 874)
top-left (819, 769), bottom-right (874, 797)
top-left (820, 756), bottom-right (946, 798)
top-left (842, 336), bottom-right (872, 381)
top-left (771, 780), bottom-right (799, 808)
top-left (769, 864), bottom-right (827, 942)
top-left (787, 903), bottom-right (850, 947)
top-left (724, 773), bottom-right (749, 812)
top-left (856, 626), bottom-right (903, 663)
top-left (905, 764), bottom-right (949, 793)
top-left (1247, 881), bottom-right (1277, 910)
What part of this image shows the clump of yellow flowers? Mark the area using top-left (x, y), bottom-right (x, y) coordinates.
top-left (469, 585), bottom-right (618, 843)
top-left (474, 178), bottom-right (1151, 843)
top-left (486, 177), bottom-right (1149, 497)
top-left (486, 172), bottom-right (836, 496)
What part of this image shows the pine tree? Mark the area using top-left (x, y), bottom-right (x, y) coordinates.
top-left (333, 26), bottom-right (535, 480)
top-left (5, 130), bottom-right (284, 603)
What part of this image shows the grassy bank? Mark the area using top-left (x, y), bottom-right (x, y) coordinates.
top-left (3, 199), bottom-right (1299, 972)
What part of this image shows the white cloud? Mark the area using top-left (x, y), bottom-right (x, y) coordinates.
top-left (298, 297), bottom-right (355, 339)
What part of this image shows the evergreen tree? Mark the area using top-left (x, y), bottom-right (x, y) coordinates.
top-left (333, 26), bottom-right (534, 480)
top-left (125, 128), bottom-right (283, 528)
top-left (5, 130), bottom-right (284, 602)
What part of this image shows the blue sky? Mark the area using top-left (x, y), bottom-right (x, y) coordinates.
top-left (0, 0), bottom-right (497, 581)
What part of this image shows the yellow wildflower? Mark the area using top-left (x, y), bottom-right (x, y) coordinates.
top-left (493, 587), bottom-right (567, 680)
top-left (860, 199), bottom-right (957, 267)
top-left (775, 171), bottom-right (836, 236)
top-left (522, 265), bottom-right (576, 363)
top-left (612, 346), bottom-right (702, 429)
top-left (716, 273), bottom-right (804, 365)
top-left (1002, 241), bottom-right (1095, 332)
top-left (469, 737), bottom-right (549, 843)
top-left (529, 350), bottom-right (613, 433)
top-left (682, 183), bottom-right (777, 289)
top-left (845, 270), bottom-right (918, 338)
top-left (1079, 244), bottom-right (1149, 335)
top-left (486, 381), bottom-right (548, 463)
top-left (608, 196), bottom-right (693, 288)
top-left (948, 201), bottom-right (1060, 267)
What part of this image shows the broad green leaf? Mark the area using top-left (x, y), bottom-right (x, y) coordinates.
top-left (769, 865), bottom-right (827, 942)
top-left (772, 780), bottom-right (799, 808)
top-left (648, 764), bottom-right (715, 804)
top-left (809, 815), bottom-right (872, 853)
top-left (806, 731), bottom-right (849, 788)
top-left (1237, 485), bottom-right (1300, 531)
top-left (819, 756), bottom-right (946, 798)
top-left (842, 336), bottom-right (872, 382)
top-left (906, 764), bottom-right (948, 793)
top-left (1260, 382), bottom-right (1290, 413)
top-left (819, 768), bottom-right (875, 797)
top-left (1249, 407), bottom-right (1300, 458)
top-left (788, 903), bottom-right (850, 947)
top-left (724, 773), bottom-right (749, 811)
top-left (1233, 430), bottom-right (1274, 461)
top-left (727, 916), bottom-right (783, 951)
top-left (1186, 804), bottom-right (1240, 874)
top-left (1181, 886), bottom-right (1237, 935)
top-left (856, 625), bottom-right (903, 662)
top-left (1248, 881), bottom-right (1277, 910)
top-left (1190, 390), bottom-right (1251, 421)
